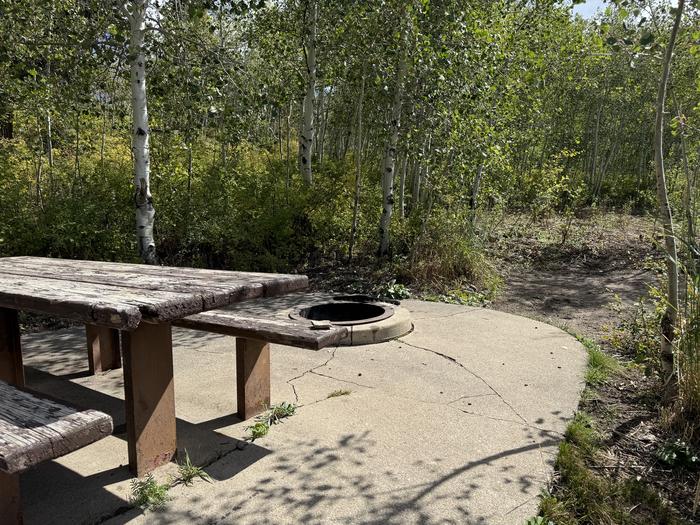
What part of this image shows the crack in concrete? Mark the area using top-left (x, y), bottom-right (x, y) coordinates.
top-left (409, 308), bottom-right (481, 321)
top-left (285, 346), bottom-right (341, 403)
top-left (447, 393), bottom-right (499, 404)
top-left (397, 338), bottom-right (530, 425)
top-left (309, 369), bottom-right (376, 389)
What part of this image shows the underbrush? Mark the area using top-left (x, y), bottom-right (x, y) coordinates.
top-left (484, 209), bottom-right (657, 272)
top-left (536, 283), bottom-right (700, 524)
top-left (666, 277), bottom-right (700, 446)
top-left (539, 367), bottom-right (694, 524)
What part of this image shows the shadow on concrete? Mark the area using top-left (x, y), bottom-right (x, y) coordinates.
top-left (19, 327), bottom-right (272, 525)
top-left (120, 429), bottom-right (558, 525)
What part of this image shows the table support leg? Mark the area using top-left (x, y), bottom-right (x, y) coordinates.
top-left (0, 471), bottom-right (22, 525)
top-left (86, 325), bottom-right (121, 374)
top-left (0, 308), bottom-right (24, 387)
top-left (122, 323), bottom-right (176, 477)
top-left (236, 338), bottom-right (270, 420)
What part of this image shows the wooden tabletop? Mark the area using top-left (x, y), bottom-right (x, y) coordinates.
top-left (0, 257), bottom-right (308, 330)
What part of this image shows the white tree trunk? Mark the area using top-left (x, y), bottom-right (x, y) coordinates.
top-left (128, 0), bottom-right (157, 264)
top-left (654, 0), bottom-right (684, 394)
top-left (379, 26), bottom-right (408, 257)
top-left (299, 0), bottom-right (317, 185)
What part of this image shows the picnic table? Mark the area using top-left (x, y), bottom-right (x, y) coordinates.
top-left (0, 256), bottom-right (307, 476)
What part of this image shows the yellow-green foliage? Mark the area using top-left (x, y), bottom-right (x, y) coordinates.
top-left (0, 114), bottom-right (494, 294)
top-left (0, 113), bottom-right (134, 260)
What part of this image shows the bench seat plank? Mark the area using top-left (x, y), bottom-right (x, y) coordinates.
top-left (175, 312), bottom-right (348, 350)
top-left (0, 381), bottom-right (113, 474)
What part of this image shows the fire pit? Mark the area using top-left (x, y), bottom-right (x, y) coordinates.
top-left (290, 298), bottom-right (412, 345)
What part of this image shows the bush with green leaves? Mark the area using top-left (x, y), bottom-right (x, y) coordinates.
top-left (657, 439), bottom-right (699, 470)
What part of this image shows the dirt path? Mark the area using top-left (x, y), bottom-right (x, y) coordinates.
top-left (491, 266), bottom-right (654, 339)
top-left (487, 212), bottom-right (659, 341)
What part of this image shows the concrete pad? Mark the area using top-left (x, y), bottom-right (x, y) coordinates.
top-left (15, 300), bottom-right (587, 524)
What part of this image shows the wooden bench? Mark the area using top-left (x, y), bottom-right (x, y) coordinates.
top-left (0, 381), bottom-right (113, 524)
top-left (174, 312), bottom-right (349, 419)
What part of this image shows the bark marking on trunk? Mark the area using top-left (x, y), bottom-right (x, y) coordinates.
top-left (128, 0), bottom-right (157, 264)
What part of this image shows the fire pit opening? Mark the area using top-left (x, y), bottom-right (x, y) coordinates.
top-left (292, 302), bottom-right (394, 326)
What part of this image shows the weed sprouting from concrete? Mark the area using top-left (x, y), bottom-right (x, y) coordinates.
top-left (327, 389), bottom-right (352, 398)
top-left (176, 450), bottom-right (212, 487)
top-left (129, 474), bottom-right (170, 510)
top-left (246, 402), bottom-right (297, 441)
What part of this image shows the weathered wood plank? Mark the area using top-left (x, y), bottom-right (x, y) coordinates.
top-left (174, 312), bottom-right (348, 350)
top-left (0, 257), bottom-right (308, 298)
top-left (0, 274), bottom-right (142, 329)
top-left (122, 322), bottom-right (176, 477)
top-left (0, 381), bottom-right (113, 474)
top-left (0, 260), bottom-right (261, 310)
top-left (0, 257), bottom-right (309, 329)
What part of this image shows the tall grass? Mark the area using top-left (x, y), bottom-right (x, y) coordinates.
top-left (674, 276), bottom-right (700, 442)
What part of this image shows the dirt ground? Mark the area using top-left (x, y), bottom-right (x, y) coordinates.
top-left (488, 212), bottom-right (660, 343)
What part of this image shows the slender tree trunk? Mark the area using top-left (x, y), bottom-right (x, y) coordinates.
top-left (315, 80), bottom-right (324, 153)
top-left (590, 103), bottom-right (602, 194)
top-left (470, 163), bottom-right (485, 224)
top-left (100, 107), bottom-right (107, 167)
top-left (654, 0), bottom-right (684, 395)
top-left (349, 75), bottom-right (365, 262)
top-left (286, 100), bottom-right (292, 199)
top-left (277, 107), bottom-right (283, 161)
top-left (35, 152), bottom-right (44, 211)
top-left (399, 154), bottom-right (407, 219)
top-left (74, 110), bottom-right (81, 184)
top-left (379, 23), bottom-right (409, 257)
top-left (127, 0), bottom-right (157, 264)
top-left (46, 112), bottom-right (53, 170)
top-left (412, 154), bottom-right (422, 211)
top-left (675, 101), bottom-right (698, 272)
top-left (46, 0), bottom-right (54, 170)
top-left (319, 85), bottom-right (332, 165)
top-left (299, 0), bottom-right (317, 185)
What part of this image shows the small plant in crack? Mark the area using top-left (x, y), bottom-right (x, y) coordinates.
top-left (129, 474), bottom-right (170, 510)
top-left (265, 401), bottom-right (296, 424)
top-left (327, 389), bottom-right (352, 398)
top-left (246, 402), bottom-right (296, 441)
top-left (247, 421), bottom-right (270, 440)
top-left (175, 450), bottom-right (212, 486)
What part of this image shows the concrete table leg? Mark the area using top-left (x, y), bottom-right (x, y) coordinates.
top-left (0, 471), bottom-right (22, 525)
top-left (86, 325), bottom-right (121, 374)
top-left (122, 323), bottom-right (177, 477)
top-left (0, 308), bottom-right (24, 387)
top-left (236, 338), bottom-right (270, 420)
